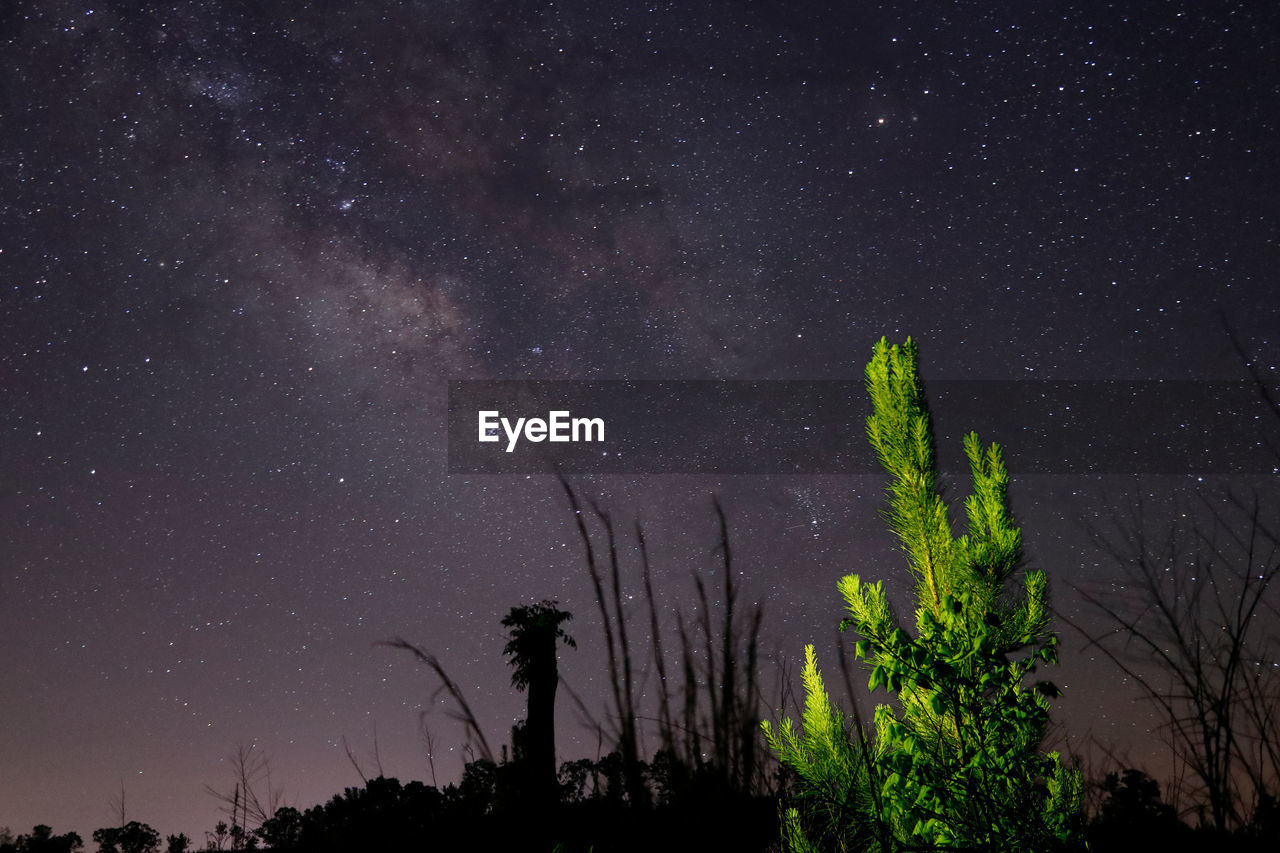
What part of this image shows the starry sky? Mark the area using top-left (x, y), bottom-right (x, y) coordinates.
top-left (2, 0), bottom-right (1279, 841)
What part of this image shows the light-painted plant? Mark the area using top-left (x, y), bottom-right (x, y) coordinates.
top-left (764, 337), bottom-right (1083, 852)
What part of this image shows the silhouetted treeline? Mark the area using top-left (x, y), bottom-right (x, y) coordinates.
top-left (1086, 768), bottom-right (1280, 853)
top-left (220, 753), bottom-right (776, 852)
top-left (0, 823), bottom-right (189, 853)
top-left (0, 826), bottom-right (83, 853)
top-left (11, 757), bottom-right (1280, 853)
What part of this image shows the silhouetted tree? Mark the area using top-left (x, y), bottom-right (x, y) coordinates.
top-left (1249, 790), bottom-right (1280, 842)
top-left (91, 822), bottom-right (159, 853)
top-left (1088, 768), bottom-right (1183, 851)
top-left (281, 777), bottom-right (448, 852)
top-left (9, 826), bottom-right (83, 853)
top-left (254, 807), bottom-right (300, 852)
top-left (502, 600), bottom-right (575, 809)
top-left (204, 743), bottom-right (282, 839)
top-left (161, 835), bottom-right (188, 853)
top-left (1076, 490), bottom-right (1280, 831)
top-left (1072, 317), bottom-right (1280, 833)
top-left (204, 822), bottom-right (229, 852)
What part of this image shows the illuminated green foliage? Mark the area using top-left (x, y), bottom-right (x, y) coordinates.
top-left (764, 337), bottom-right (1083, 852)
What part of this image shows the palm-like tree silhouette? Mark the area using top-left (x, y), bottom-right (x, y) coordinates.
top-left (502, 600), bottom-right (575, 805)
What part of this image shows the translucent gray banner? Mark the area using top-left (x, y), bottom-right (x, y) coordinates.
top-left (447, 380), bottom-right (1280, 474)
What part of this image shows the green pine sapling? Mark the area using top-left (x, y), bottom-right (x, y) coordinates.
top-left (764, 337), bottom-right (1082, 852)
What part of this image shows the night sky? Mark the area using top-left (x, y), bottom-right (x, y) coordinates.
top-left (3, 0), bottom-right (1279, 842)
